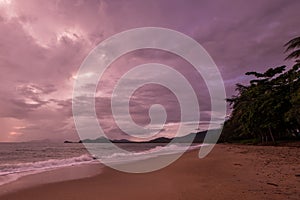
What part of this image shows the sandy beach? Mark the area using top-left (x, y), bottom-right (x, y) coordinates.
top-left (0, 144), bottom-right (299, 200)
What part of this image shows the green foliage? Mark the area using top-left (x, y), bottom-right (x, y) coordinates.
top-left (222, 37), bottom-right (300, 143)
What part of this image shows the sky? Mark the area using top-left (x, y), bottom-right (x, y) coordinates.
top-left (0, 0), bottom-right (299, 142)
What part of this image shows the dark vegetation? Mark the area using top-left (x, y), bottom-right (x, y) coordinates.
top-left (221, 36), bottom-right (300, 144)
top-left (64, 130), bottom-right (208, 144)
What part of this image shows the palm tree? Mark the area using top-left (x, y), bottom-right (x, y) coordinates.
top-left (285, 36), bottom-right (300, 61)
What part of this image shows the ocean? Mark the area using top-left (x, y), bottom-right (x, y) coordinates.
top-left (0, 142), bottom-right (201, 186)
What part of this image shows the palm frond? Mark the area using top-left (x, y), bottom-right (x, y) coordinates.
top-left (285, 49), bottom-right (300, 60)
top-left (284, 36), bottom-right (300, 52)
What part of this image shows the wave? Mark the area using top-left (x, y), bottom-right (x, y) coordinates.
top-left (99, 143), bottom-right (202, 163)
top-left (0, 143), bottom-right (203, 186)
top-left (0, 154), bottom-right (96, 186)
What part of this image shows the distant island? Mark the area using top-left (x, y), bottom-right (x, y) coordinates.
top-left (63, 130), bottom-right (218, 144)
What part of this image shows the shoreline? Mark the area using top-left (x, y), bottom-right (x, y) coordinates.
top-left (0, 163), bottom-right (103, 196)
top-left (0, 144), bottom-right (200, 195)
top-left (1, 144), bottom-right (299, 200)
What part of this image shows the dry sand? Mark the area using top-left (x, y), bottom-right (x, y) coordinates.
top-left (0, 144), bottom-right (299, 200)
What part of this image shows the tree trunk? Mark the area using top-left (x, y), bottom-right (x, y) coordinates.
top-left (268, 126), bottom-right (276, 144)
top-left (259, 131), bottom-right (264, 144)
top-left (263, 132), bottom-right (268, 144)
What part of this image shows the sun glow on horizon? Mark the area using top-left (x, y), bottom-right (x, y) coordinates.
top-left (9, 131), bottom-right (23, 136)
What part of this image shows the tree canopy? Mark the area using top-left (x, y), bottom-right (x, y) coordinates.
top-left (222, 37), bottom-right (300, 143)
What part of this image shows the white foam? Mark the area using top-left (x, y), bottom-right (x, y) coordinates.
top-left (0, 154), bottom-right (95, 186)
top-left (99, 144), bottom-right (202, 163)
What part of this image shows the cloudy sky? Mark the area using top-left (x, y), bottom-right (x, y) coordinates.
top-left (0, 0), bottom-right (299, 142)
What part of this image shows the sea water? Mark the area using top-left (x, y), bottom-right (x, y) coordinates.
top-left (0, 142), bottom-right (201, 186)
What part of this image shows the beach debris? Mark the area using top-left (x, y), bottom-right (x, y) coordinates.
top-left (267, 182), bottom-right (278, 187)
top-left (234, 163), bottom-right (242, 166)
